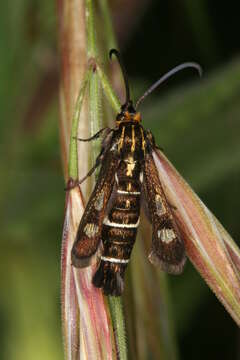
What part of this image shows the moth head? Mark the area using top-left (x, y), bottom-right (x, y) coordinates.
top-left (116, 101), bottom-right (141, 125)
top-left (109, 49), bottom-right (142, 125)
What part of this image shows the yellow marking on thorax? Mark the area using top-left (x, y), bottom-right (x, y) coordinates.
top-left (118, 126), bottom-right (125, 152)
top-left (131, 125), bottom-right (136, 153)
top-left (133, 112), bottom-right (141, 122)
top-left (126, 163), bottom-right (135, 176)
top-left (127, 182), bottom-right (132, 191)
top-left (126, 156), bottom-right (135, 176)
top-left (140, 127), bottom-right (146, 155)
top-left (125, 111), bottom-right (131, 121)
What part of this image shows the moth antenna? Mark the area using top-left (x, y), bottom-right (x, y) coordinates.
top-left (109, 49), bottom-right (130, 105)
top-left (135, 62), bottom-right (202, 109)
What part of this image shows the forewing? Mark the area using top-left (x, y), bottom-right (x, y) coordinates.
top-left (143, 152), bottom-right (186, 274)
top-left (71, 151), bottom-right (119, 267)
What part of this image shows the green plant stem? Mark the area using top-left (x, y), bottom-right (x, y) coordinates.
top-left (85, 1), bottom-right (128, 359)
top-left (108, 297), bottom-right (128, 360)
top-left (99, 0), bottom-right (117, 50)
top-left (86, 0), bottom-right (101, 165)
top-left (68, 71), bottom-right (90, 179)
top-left (92, 5), bottom-right (128, 355)
top-left (89, 71), bottom-right (100, 165)
top-left (97, 63), bottom-right (121, 113)
top-left (97, 65), bottom-right (127, 358)
top-left (86, 0), bottom-right (96, 57)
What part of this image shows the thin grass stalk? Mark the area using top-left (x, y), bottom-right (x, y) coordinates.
top-left (108, 297), bottom-right (128, 360)
top-left (96, 63), bottom-right (121, 113)
top-left (68, 71), bottom-right (91, 179)
top-left (59, 0), bottom-right (130, 358)
top-left (57, 0), bottom-right (87, 180)
top-left (86, 0), bottom-right (128, 357)
top-left (99, 0), bottom-right (117, 50)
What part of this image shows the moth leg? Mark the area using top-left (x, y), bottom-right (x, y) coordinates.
top-left (65, 150), bottom-right (105, 191)
top-left (66, 129), bottom-right (115, 191)
top-left (64, 161), bottom-right (100, 191)
top-left (64, 178), bottom-right (80, 191)
top-left (78, 154), bottom-right (102, 184)
top-left (74, 127), bottom-right (111, 142)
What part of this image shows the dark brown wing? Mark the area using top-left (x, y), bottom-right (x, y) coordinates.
top-left (143, 151), bottom-right (186, 274)
top-left (71, 150), bottom-right (120, 268)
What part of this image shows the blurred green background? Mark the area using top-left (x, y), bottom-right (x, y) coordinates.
top-left (1, 1), bottom-right (240, 359)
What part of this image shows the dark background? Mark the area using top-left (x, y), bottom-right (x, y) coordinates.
top-left (119, 2), bottom-right (240, 359)
top-left (121, 2), bottom-right (240, 359)
top-left (1, 1), bottom-right (240, 359)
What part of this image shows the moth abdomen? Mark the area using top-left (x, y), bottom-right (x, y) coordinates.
top-left (93, 261), bottom-right (127, 296)
top-left (108, 209), bottom-right (139, 224)
top-left (104, 226), bottom-right (137, 243)
top-left (93, 149), bottom-right (142, 295)
top-left (116, 193), bottom-right (139, 210)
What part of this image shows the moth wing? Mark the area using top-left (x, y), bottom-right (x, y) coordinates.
top-left (143, 152), bottom-right (186, 274)
top-left (152, 148), bottom-right (240, 275)
top-left (71, 151), bottom-right (120, 268)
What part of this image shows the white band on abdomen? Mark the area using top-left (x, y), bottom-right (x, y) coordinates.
top-left (117, 189), bottom-right (141, 195)
top-left (103, 217), bottom-right (140, 228)
top-left (101, 256), bottom-right (130, 264)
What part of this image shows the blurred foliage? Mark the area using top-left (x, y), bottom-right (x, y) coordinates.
top-left (0, 0), bottom-right (240, 359)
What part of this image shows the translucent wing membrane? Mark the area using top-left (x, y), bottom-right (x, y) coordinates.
top-left (153, 149), bottom-right (240, 325)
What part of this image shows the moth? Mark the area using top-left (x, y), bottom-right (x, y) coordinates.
top-left (71, 49), bottom-right (202, 296)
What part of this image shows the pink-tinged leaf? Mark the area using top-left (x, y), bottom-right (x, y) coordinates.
top-left (61, 181), bottom-right (115, 359)
top-left (61, 185), bottom-right (80, 360)
top-left (153, 150), bottom-right (240, 326)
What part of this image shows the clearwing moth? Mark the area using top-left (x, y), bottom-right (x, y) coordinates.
top-left (71, 49), bottom-right (202, 296)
